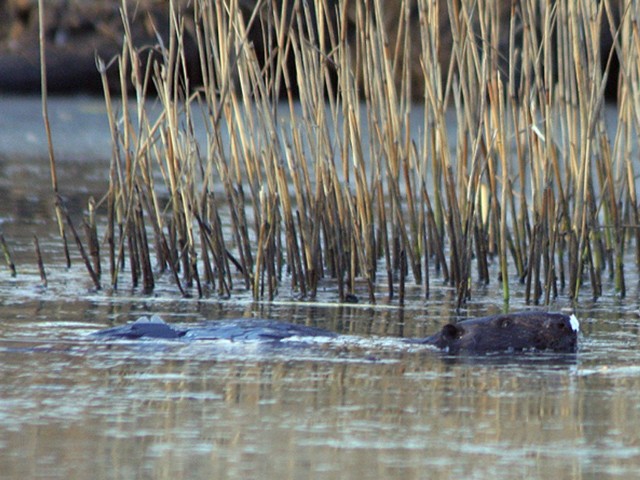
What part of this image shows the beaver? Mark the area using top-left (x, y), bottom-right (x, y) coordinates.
top-left (93, 311), bottom-right (579, 354)
top-left (411, 311), bottom-right (579, 354)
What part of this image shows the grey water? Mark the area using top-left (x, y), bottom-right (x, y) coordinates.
top-left (1, 95), bottom-right (640, 479)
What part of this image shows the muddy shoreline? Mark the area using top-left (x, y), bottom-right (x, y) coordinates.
top-left (0, 0), bottom-right (620, 97)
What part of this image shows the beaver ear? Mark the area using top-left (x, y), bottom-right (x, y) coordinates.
top-left (442, 324), bottom-right (464, 340)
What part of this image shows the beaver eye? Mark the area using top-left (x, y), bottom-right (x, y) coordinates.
top-left (442, 324), bottom-right (464, 339)
top-left (498, 318), bottom-right (512, 328)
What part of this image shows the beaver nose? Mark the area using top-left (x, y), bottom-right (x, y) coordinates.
top-left (569, 314), bottom-right (580, 332)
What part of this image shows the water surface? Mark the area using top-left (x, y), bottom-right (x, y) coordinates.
top-left (1, 96), bottom-right (640, 479)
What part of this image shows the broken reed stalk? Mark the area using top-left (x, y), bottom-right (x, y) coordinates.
top-left (58, 0), bottom-right (639, 306)
top-left (83, 197), bottom-right (101, 281)
top-left (34, 236), bottom-right (47, 287)
top-left (0, 235), bottom-right (16, 277)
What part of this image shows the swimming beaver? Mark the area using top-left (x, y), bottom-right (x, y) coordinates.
top-left (93, 311), bottom-right (579, 354)
top-left (413, 311), bottom-right (579, 354)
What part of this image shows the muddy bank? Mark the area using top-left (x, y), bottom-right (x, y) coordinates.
top-left (0, 0), bottom-right (620, 97)
top-left (0, 0), bottom-right (192, 93)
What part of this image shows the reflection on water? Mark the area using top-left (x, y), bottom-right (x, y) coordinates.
top-left (1, 96), bottom-right (640, 479)
top-left (2, 303), bottom-right (640, 480)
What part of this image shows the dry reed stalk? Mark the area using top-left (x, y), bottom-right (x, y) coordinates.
top-left (126, 216), bottom-right (140, 288)
top-left (96, 58), bottom-right (119, 286)
top-left (38, 0), bottom-right (70, 268)
top-left (543, 207), bottom-right (560, 304)
top-left (611, 2), bottom-right (640, 274)
top-left (399, 248), bottom-right (406, 305)
top-left (62, 202), bottom-right (101, 290)
top-left (133, 190), bottom-right (155, 293)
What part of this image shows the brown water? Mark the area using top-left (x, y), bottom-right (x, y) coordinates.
top-left (1, 96), bottom-right (640, 479)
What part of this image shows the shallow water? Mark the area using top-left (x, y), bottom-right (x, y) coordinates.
top-left (2, 96), bottom-right (640, 479)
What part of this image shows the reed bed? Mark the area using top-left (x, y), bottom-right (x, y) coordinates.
top-left (53, 0), bottom-right (639, 308)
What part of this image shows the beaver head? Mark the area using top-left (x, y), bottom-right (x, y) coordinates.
top-left (424, 311), bottom-right (579, 354)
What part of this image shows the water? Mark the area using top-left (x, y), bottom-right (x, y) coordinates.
top-left (1, 95), bottom-right (640, 479)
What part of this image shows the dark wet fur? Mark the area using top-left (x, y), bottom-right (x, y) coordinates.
top-left (93, 311), bottom-right (578, 354)
top-left (93, 318), bottom-right (337, 343)
top-left (415, 311), bottom-right (578, 354)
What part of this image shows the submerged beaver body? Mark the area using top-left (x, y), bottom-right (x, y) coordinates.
top-left (94, 311), bottom-right (579, 354)
top-left (94, 316), bottom-right (338, 343)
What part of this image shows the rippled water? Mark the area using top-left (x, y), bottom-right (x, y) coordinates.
top-left (1, 96), bottom-right (640, 479)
